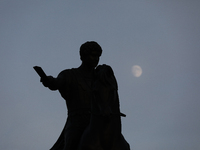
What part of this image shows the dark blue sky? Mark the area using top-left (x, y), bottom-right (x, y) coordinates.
top-left (1, 1), bottom-right (200, 149)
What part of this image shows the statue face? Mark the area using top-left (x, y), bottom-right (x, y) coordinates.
top-left (83, 51), bottom-right (100, 68)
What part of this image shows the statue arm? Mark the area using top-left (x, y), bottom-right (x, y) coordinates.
top-left (41, 71), bottom-right (65, 91)
top-left (33, 66), bottom-right (67, 91)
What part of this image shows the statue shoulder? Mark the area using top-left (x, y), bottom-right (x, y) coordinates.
top-left (56, 68), bottom-right (78, 83)
top-left (95, 64), bottom-right (118, 90)
top-left (58, 68), bottom-right (76, 77)
top-left (96, 64), bottom-right (114, 75)
top-left (96, 64), bottom-right (113, 71)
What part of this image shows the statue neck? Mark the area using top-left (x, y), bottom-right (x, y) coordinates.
top-left (78, 63), bottom-right (96, 79)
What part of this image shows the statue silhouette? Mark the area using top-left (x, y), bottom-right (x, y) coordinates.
top-left (34, 41), bottom-right (130, 150)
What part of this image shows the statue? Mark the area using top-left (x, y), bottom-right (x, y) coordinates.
top-left (34, 41), bottom-right (130, 150)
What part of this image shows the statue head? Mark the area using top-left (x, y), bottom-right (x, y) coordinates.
top-left (80, 41), bottom-right (102, 60)
top-left (80, 41), bottom-right (102, 68)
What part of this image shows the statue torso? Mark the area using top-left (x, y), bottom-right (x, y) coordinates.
top-left (58, 68), bottom-right (95, 114)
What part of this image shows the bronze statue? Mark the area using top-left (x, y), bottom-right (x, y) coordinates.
top-left (34, 41), bottom-right (130, 150)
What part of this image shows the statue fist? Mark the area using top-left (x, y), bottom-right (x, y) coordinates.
top-left (40, 76), bottom-right (53, 87)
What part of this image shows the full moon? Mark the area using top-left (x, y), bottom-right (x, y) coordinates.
top-left (132, 65), bottom-right (142, 77)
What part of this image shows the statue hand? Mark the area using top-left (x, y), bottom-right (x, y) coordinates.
top-left (40, 76), bottom-right (53, 87)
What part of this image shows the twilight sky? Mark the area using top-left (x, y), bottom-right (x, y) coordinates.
top-left (1, 1), bottom-right (200, 150)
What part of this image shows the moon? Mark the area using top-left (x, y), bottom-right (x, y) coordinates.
top-left (132, 65), bottom-right (142, 77)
